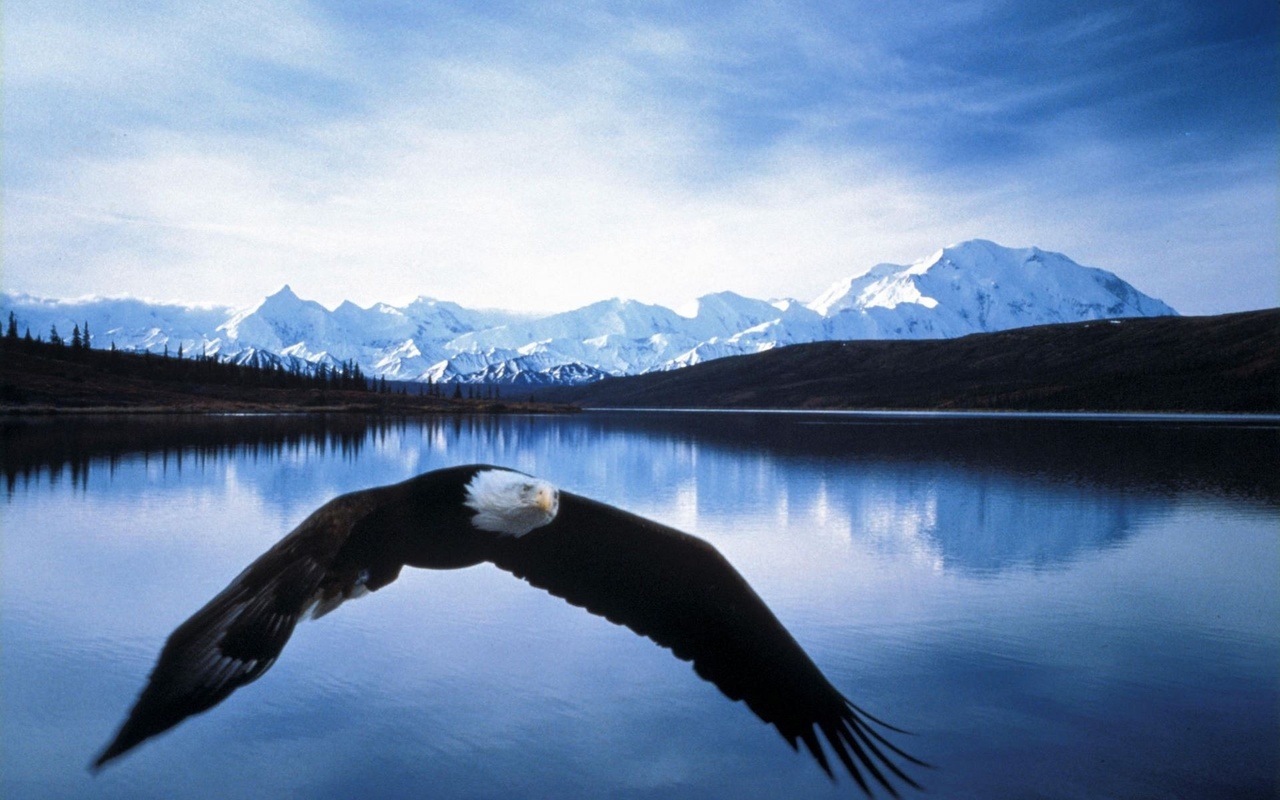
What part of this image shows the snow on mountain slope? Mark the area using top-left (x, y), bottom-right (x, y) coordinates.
top-left (452, 354), bottom-right (612, 386)
top-left (447, 298), bottom-right (688, 352)
top-left (674, 291), bottom-right (799, 340)
top-left (811, 240), bottom-right (1176, 339)
top-left (219, 286), bottom-right (351, 356)
top-left (0, 292), bottom-right (233, 355)
top-left (0, 240), bottom-right (1177, 385)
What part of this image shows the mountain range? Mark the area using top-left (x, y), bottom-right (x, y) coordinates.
top-left (2, 240), bottom-right (1177, 385)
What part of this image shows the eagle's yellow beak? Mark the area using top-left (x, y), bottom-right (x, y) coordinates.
top-left (535, 485), bottom-right (558, 515)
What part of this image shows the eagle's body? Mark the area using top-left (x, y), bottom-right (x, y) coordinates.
top-left (94, 465), bottom-right (921, 796)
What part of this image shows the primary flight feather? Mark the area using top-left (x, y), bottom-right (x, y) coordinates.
top-left (93, 464), bottom-right (922, 796)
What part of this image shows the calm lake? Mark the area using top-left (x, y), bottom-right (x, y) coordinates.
top-left (2, 411), bottom-right (1277, 799)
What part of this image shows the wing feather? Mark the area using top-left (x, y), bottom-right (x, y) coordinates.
top-left (487, 491), bottom-right (922, 795)
top-left (92, 491), bottom-right (386, 769)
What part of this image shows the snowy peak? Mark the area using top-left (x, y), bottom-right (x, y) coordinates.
top-left (556, 297), bottom-right (684, 337)
top-left (674, 291), bottom-right (800, 341)
top-left (807, 276), bottom-right (858, 316)
top-left (218, 285), bottom-right (346, 355)
top-left (0, 239), bottom-right (1177, 385)
top-left (266, 284), bottom-right (301, 302)
top-left (677, 291), bottom-right (773, 319)
top-left (810, 239), bottom-right (1175, 338)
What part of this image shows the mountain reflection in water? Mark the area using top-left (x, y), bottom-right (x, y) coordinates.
top-left (1, 411), bottom-right (1276, 799)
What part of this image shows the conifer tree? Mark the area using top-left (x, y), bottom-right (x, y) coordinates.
top-left (6, 312), bottom-right (18, 340)
top-left (49, 324), bottom-right (63, 346)
top-left (71, 324), bottom-right (83, 350)
top-left (83, 320), bottom-right (91, 349)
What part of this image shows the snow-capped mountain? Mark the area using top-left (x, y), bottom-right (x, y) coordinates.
top-left (811, 239), bottom-right (1176, 338)
top-left (1, 240), bottom-right (1177, 385)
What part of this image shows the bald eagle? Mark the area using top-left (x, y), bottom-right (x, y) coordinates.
top-left (93, 465), bottom-right (923, 795)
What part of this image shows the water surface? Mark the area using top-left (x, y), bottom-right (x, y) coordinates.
top-left (2, 412), bottom-right (1276, 799)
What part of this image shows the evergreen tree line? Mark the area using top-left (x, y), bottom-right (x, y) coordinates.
top-left (3, 311), bottom-right (374, 393)
top-left (6, 312), bottom-right (95, 351)
top-left (5, 312), bottom-right (513, 399)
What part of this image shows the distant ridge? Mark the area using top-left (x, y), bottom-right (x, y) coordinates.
top-left (1, 240), bottom-right (1177, 386)
top-left (538, 310), bottom-right (1279, 414)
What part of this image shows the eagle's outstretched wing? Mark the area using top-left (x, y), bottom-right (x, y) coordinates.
top-left (486, 491), bottom-right (924, 796)
top-left (91, 489), bottom-right (404, 770)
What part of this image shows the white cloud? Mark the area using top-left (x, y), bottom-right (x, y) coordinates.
top-left (10, 109), bottom-right (944, 310)
top-left (8, 15), bottom-right (970, 312)
top-left (5, 0), bottom-right (1276, 315)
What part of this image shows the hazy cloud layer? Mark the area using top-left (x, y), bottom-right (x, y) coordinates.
top-left (5, 0), bottom-right (1276, 313)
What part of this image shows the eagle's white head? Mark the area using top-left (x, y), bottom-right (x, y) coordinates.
top-left (463, 468), bottom-right (560, 537)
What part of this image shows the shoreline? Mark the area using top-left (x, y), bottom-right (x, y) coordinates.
top-left (0, 401), bottom-right (579, 416)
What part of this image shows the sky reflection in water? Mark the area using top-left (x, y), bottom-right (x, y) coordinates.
top-left (2, 412), bottom-right (1277, 799)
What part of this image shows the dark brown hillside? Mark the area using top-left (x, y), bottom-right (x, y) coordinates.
top-left (0, 339), bottom-right (569, 414)
top-left (543, 309), bottom-right (1279, 413)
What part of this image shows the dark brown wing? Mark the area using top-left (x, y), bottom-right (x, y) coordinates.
top-left (91, 488), bottom-right (400, 770)
top-left (487, 492), bottom-right (923, 796)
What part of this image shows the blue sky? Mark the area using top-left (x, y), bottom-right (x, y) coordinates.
top-left (4, 0), bottom-right (1276, 314)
